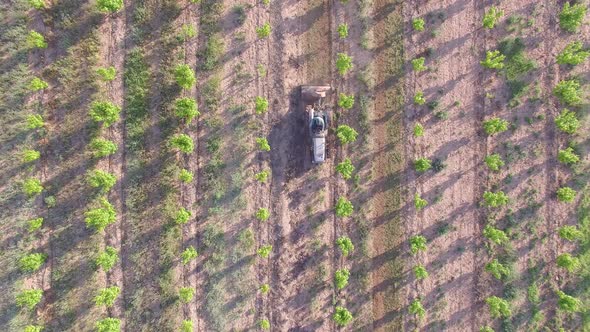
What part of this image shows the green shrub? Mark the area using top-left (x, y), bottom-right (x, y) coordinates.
top-left (16, 289), bottom-right (43, 310)
top-left (483, 6), bottom-right (503, 29)
top-left (26, 30), bottom-right (47, 49)
top-left (19, 253), bottom-right (47, 272)
top-left (95, 246), bottom-right (118, 271)
top-left (257, 244), bottom-right (272, 258)
top-left (96, 66), bottom-right (117, 81)
top-left (170, 134), bottom-right (194, 154)
top-left (483, 118), bottom-right (509, 135)
top-left (179, 287), bottom-right (195, 303)
top-left (336, 236), bottom-right (354, 256)
top-left (409, 298), bottom-right (426, 318)
top-left (336, 53), bottom-right (353, 76)
top-left (24, 325), bottom-right (43, 332)
top-left (26, 114), bottom-right (44, 129)
top-left (96, 317), bottom-right (121, 332)
top-left (89, 101), bottom-right (120, 127)
top-left (338, 93), bottom-right (355, 109)
top-left (556, 290), bottom-right (582, 312)
top-left (559, 2), bottom-right (586, 32)
top-left (414, 158), bottom-right (431, 172)
top-left (181, 246), bottom-right (198, 264)
top-left (483, 225), bottom-right (508, 245)
top-left (483, 191), bottom-right (509, 207)
top-left (201, 34), bottom-right (224, 71)
top-left (558, 147), bottom-right (579, 164)
top-left (333, 306), bottom-right (353, 326)
top-left (411, 57), bottom-right (427, 71)
top-left (27, 217), bottom-right (43, 232)
top-left (557, 41), bottom-right (590, 65)
top-left (413, 123), bottom-right (424, 137)
top-left (174, 98), bottom-right (199, 124)
top-left (44, 195), bottom-right (56, 208)
top-left (181, 320), bottom-right (193, 332)
top-left (337, 23), bottom-right (349, 38)
top-left (256, 207), bottom-right (270, 221)
top-left (255, 170), bottom-right (270, 183)
top-left (335, 196), bottom-right (353, 217)
top-left (336, 158), bottom-right (355, 180)
top-left (414, 193), bottom-right (428, 210)
top-left (97, 0), bottom-right (123, 12)
top-left (334, 268), bottom-right (350, 289)
top-left (85, 198), bottom-right (116, 231)
top-left (175, 207), bottom-right (191, 224)
top-left (28, 77), bottom-right (48, 91)
top-left (486, 296), bottom-right (511, 318)
top-left (409, 235), bottom-right (427, 254)
top-left (259, 319), bottom-right (270, 330)
top-left (28, 0), bottom-right (45, 9)
top-left (178, 24), bottom-right (197, 41)
top-left (255, 96), bottom-right (269, 114)
top-left (179, 169), bottom-right (194, 183)
top-left (413, 265), bottom-right (428, 279)
top-left (174, 64), bottom-right (196, 89)
top-left (556, 253), bottom-right (580, 272)
top-left (23, 178), bottom-right (43, 196)
top-left (22, 149), bottom-right (41, 163)
top-left (480, 50), bottom-right (505, 69)
top-left (559, 225), bottom-right (583, 241)
top-left (89, 138), bottom-right (117, 158)
top-left (485, 259), bottom-right (510, 279)
top-left (256, 137), bottom-right (271, 151)
top-left (256, 23), bottom-right (271, 39)
top-left (557, 187), bottom-right (576, 203)
top-left (336, 125), bottom-right (358, 144)
top-left (94, 286), bottom-right (120, 307)
top-left (260, 283), bottom-right (270, 294)
top-left (485, 154), bottom-right (504, 171)
top-left (414, 91), bottom-right (426, 105)
top-left (554, 109), bottom-right (580, 134)
top-left (87, 169), bottom-right (117, 191)
top-left (412, 18), bottom-right (425, 31)
top-left (554, 80), bottom-right (582, 106)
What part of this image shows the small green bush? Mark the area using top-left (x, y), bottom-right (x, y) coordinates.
top-left (16, 289), bottom-right (43, 310)
top-left (85, 198), bottom-right (116, 231)
top-left (559, 225), bottom-right (583, 241)
top-left (412, 18), bottom-right (425, 31)
top-left (26, 30), bottom-right (47, 49)
top-left (333, 306), bottom-right (353, 326)
top-left (89, 101), bottom-right (120, 127)
top-left (413, 123), bottom-right (424, 137)
top-left (411, 57), bottom-right (427, 71)
top-left (181, 246), bottom-right (198, 264)
top-left (409, 298), bottom-right (426, 318)
top-left (557, 253), bottom-right (580, 272)
top-left (335, 196), bottom-right (353, 217)
top-left (480, 50), bottom-right (506, 69)
top-left (178, 24), bottom-right (197, 41)
top-left (256, 207), bottom-right (270, 221)
top-left (94, 286), bottom-right (120, 307)
top-left (22, 149), bottom-right (41, 163)
top-left (19, 253), bottom-right (47, 272)
top-left (483, 191), bottom-right (509, 207)
top-left (554, 80), bottom-right (582, 105)
top-left (485, 259), bottom-right (510, 279)
top-left (87, 169), bottom-right (117, 191)
top-left (336, 53), bottom-right (353, 76)
top-left (414, 265), bottom-right (428, 279)
top-left (179, 287), bottom-right (195, 303)
top-left (336, 158), bottom-right (355, 180)
top-left (338, 93), bottom-right (355, 109)
top-left (557, 41), bottom-right (590, 65)
top-left (486, 296), bottom-right (511, 318)
top-left (95, 246), bottom-right (118, 271)
top-left (170, 134), bottom-right (194, 154)
top-left (483, 118), bottom-right (509, 135)
top-left (256, 137), bottom-right (271, 151)
top-left (414, 91), bottom-right (426, 105)
top-left (554, 109), bottom-right (580, 134)
top-left (334, 268), bottom-right (350, 289)
top-left (483, 224), bottom-right (508, 245)
top-left (483, 6), bottom-right (503, 29)
top-left (558, 147), bottom-right (579, 164)
top-left (175, 207), bottom-right (191, 224)
top-left (44, 195), bottom-right (56, 208)
top-left (257, 244), bottom-right (272, 258)
top-left (336, 236), bottom-right (354, 256)
top-left (96, 66), bottom-right (117, 81)
top-left (24, 325), bottom-right (43, 332)
top-left (409, 235), bottom-right (427, 254)
top-left (29, 77), bottom-right (48, 91)
top-left (337, 23), bottom-right (349, 38)
top-left (97, 0), bottom-right (123, 12)
top-left (23, 178), bottom-right (43, 197)
top-left (96, 317), bottom-right (121, 332)
top-left (89, 138), bottom-right (117, 158)
top-left (28, 0), bottom-right (45, 9)
top-left (260, 284), bottom-right (270, 294)
top-left (485, 154), bottom-right (504, 171)
top-left (256, 23), bottom-right (271, 38)
top-left (556, 290), bottom-right (582, 312)
top-left (414, 158), bottom-right (431, 172)
top-left (557, 186), bottom-right (576, 203)
top-left (255, 96), bottom-right (269, 114)
top-left (414, 193), bottom-right (428, 210)
top-left (181, 320), bottom-right (193, 332)
top-left (174, 64), bottom-right (196, 89)
top-left (336, 125), bottom-right (358, 144)
top-left (26, 114), bottom-right (44, 129)
top-left (174, 98), bottom-right (199, 124)
top-left (559, 2), bottom-right (586, 32)
top-left (255, 170), bottom-right (270, 183)
top-left (27, 217), bottom-right (43, 232)
top-left (259, 319), bottom-right (270, 330)
top-left (179, 169), bottom-right (194, 183)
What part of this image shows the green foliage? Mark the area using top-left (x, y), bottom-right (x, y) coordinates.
top-left (558, 147), bottom-right (580, 165)
top-left (413, 265), bottom-right (428, 279)
top-left (95, 246), bottom-right (118, 271)
top-left (201, 35), bottom-right (224, 71)
top-left (96, 66), bottom-right (117, 81)
top-left (335, 196), bottom-right (353, 217)
top-left (28, 0), bottom-right (45, 9)
top-left (480, 327), bottom-right (494, 332)
top-left (486, 296), bottom-right (511, 318)
top-left (89, 101), bottom-right (121, 127)
top-left (483, 191), bottom-right (509, 207)
top-left (175, 207), bottom-right (191, 225)
top-left (334, 268), bottom-right (350, 289)
top-left (336, 125), bottom-right (358, 144)
top-left (413, 91), bottom-right (426, 105)
top-left (483, 225), bottom-right (509, 245)
top-left (414, 193), bottom-right (428, 211)
top-left (336, 158), bottom-right (355, 180)
top-left (483, 118), bottom-right (509, 135)
top-left (181, 320), bottom-right (193, 332)
top-left (554, 109), bottom-right (580, 134)
top-left (557, 187), bottom-right (576, 203)
top-left (413, 123), bottom-right (424, 137)
top-left (485, 154), bottom-right (504, 171)
top-left (85, 198), bottom-right (116, 231)
top-left (409, 298), bottom-right (426, 318)
top-left (26, 114), bottom-right (44, 129)
top-left (483, 6), bottom-right (503, 29)
top-left (19, 253), bottom-right (47, 272)
top-left (23, 178), bottom-right (43, 197)
top-left (336, 53), bottom-right (353, 76)
top-left (412, 18), bottom-right (425, 31)
top-left (485, 259), bottom-right (510, 279)
top-left (410, 235), bottom-right (427, 254)
top-left (24, 325), bottom-right (44, 332)
top-left (414, 158), bottom-right (432, 172)
top-left (179, 287), bottom-right (195, 303)
top-left (498, 38), bottom-right (536, 82)
top-left (255, 96), bottom-right (269, 114)
top-left (260, 283), bottom-right (270, 294)
top-left (557, 253), bottom-right (580, 272)
top-left (554, 80), bottom-right (582, 106)
top-left (22, 149), bottom-right (41, 163)
top-left (174, 98), bottom-right (199, 124)
top-left (16, 289), bottom-right (43, 310)
top-left (333, 306), bottom-right (353, 326)
top-left (556, 290), bottom-right (582, 312)
top-left (337, 23), bottom-right (349, 38)
top-left (97, 0), bottom-right (123, 13)
top-left (256, 137), bottom-right (271, 151)
top-left (28, 77), bottom-right (48, 91)
top-left (259, 319), bottom-right (270, 330)
top-left (559, 2), bottom-right (586, 32)
top-left (557, 41), bottom-right (590, 65)
top-left (257, 244), bottom-right (272, 258)
top-left (179, 24), bottom-right (197, 41)
top-left (96, 317), bottom-right (121, 332)
top-left (170, 134), bottom-right (194, 154)
top-left (256, 207), bottom-right (270, 221)
top-left (559, 225), bottom-right (583, 241)
top-left (26, 30), bottom-right (47, 49)
top-left (27, 217), bottom-right (43, 232)
top-left (181, 246), bottom-right (198, 264)
top-left (338, 93), bottom-right (355, 109)
top-left (411, 57), bottom-right (427, 71)
top-left (89, 138), bottom-right (117, 158)
top-left (480, 50), bottom-right (506, 69)
top-left (87, 169), bottom-right (117, 191)
top-left (256, 23), bottom-right (272, 39)
top-left (94, 286), bottom-right (120, 307)
top-left (174, 64), bottom-right (196, 89)
top-left (179, 169), bottom-right (194, 183)
top-left (336, 236), bottom-right (354, 256)
top-left (44, 195), bottom-right (56, 208)
top-left (255, 170), bottom-right (270, 183)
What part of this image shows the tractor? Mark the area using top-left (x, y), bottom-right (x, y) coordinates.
top-left (301, 85), bottom-right (331, 164)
